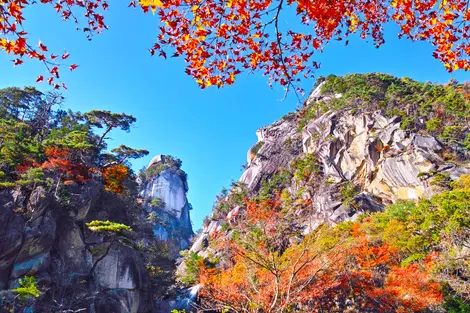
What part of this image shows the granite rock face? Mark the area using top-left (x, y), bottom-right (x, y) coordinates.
top-left (141, 171), bottom-right (188, 219)
top-left (139, 155), bottom-right (194, 258)
top-left (301, 110), bottom-right (465, 210)
top-left (186, 83), bottom-right (470, 262)
top-left (240, 114), bottom-right (303, 193)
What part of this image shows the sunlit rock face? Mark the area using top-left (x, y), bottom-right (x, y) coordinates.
top-left (187, 82), bottom-right (470, 261)
top-left (141, 170), bottom-right (188, 218)
top-left (240, 114), bottom-right (303, 193)
top-left (139, 155), bottom-right (193, 257)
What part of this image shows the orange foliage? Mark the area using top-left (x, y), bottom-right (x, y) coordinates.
top-left (135, 0), bottom-right (470, 90)
top-left (245, 194), bottom-right (281, 223)
top-left (41, 147), bottom-right (90, 183)
top-left (198, 212), bottom-right (442, 312)
top-left (1, 0), bottom-right (469, 89)
top-left (353, 236), bottom-right (398, 268)
top-left (102, 164), bottom-right (129, 193)
top-left (384, 263), bottom-right (442, 311)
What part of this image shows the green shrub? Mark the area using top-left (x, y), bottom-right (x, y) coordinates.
top-left (430, 173), bottom-right (452, 188)
top-left (258, 170), bottom-right (293, 200)
top-left (141, 156), bottom-right (188, 190)
top-left (86, 220), bottom-right (132, 233)
top-left (291, 154), bottom-right (321, 183)
top-left (426, 118), bottom-right (441, 131)
top-left (465, 134), bottom-right (470, 150)
top-left (297, 105), bottom-right (320, 131)
top-left (340, 181), bottom-right (358, 206)
top-left (0, 181), bottom-right (16, 188)
top-left (281, 188), bottom-right (293, 205)
top-left (400, 116), bottom-right (414, 130)
top-left (180, 251), bottom-right (204, 285)
top-left (443, 288), bottom-right (470, 313)
top-left (220, 221), bottom-right (230, 232)
top-left (12, 276), bottom-right (40, 300)
top-left (250, 141), bottom-right (264, 156)
top-left (440, 126), bottom-right (465, 144)
top-left (150, 197), bottom-right (165, 208)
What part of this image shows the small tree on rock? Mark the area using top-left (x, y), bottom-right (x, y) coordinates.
top-left (84, 110), bottom-right (136, 147)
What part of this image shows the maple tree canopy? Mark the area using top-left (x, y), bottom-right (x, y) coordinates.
top-left (0, 0), bottom-right (469, 92)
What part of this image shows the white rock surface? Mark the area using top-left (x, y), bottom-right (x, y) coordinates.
top-left (141, 171), bottom-right (187, 218)
top-left (139, 156), bottom-right (194, 258)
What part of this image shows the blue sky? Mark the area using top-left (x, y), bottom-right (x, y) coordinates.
top-left (0, 3), bottom-right (468, 230)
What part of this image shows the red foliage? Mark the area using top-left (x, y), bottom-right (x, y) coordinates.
top-left (40, 147), bottom-right (91, 183)
top-left (16, 163), bottom-right (32, 174)
top-left (0, 0), bottom-right (107, 88)
top-left (135, 0), bottom-right (470, 90)
top-left (198, 215), bottom-right (442, 312)
top-left (245, 194), bottom-right (282, 224)
top-left (1, 0), bottom-right (469, 89)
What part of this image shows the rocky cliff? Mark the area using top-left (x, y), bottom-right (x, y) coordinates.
top-left (193, 100), bottom-right (464, 259)
top-left (0, 87), bottom-right (199, 312)
top-left (138, 155), bottom-right (194, 257)
top-left (180, 73), bottom-right (470, 312)
top-left (2, 75), bottom-right (470, 313)
top-left (0, 154), bottom-right (194, 313)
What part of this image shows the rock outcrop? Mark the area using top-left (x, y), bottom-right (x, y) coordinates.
top-left (0, 154), bottom-right (194, 313)
top-left (139, 154), bottom-right (193, 258)
top-left (186, 77), bottom-right (470, 264)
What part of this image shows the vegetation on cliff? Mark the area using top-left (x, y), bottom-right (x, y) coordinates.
top-left (192, 175), bottom-right (470, 312)
top-left (139, 155), bottom-right (189, 190)
top-left (0, 87), bottom-right (187, 312)
top-left (0, 86), bottom-right (148, 195)
top-left (300, 74), bottom-right (470, 152)
top-left (180, 74), bottom-right (470, 313)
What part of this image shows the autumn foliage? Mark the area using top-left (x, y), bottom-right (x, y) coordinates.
top-left (197, 200), bottom-right (443, 312)
top-left (139, 0), bottom-right (470, 90)
top-left (40, 147), bottom-right (91, 183)
top-left (102, 164), bottom-right (129, 193)
top-left (184, 174), bottom-right (470, 312)
top-left (0, 87), bottom-right (147, 196)
top-left (1, 0), bottom-right (469, 90)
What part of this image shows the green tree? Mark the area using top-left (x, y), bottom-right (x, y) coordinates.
top-left (0, 119), bottom-right (38, 170)
top-left (84, 110), bottom-right (136, 147)
top-left (111, 144), bottom-right (149, 164)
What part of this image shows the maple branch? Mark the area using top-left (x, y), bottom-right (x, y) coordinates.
top-left (0, 8), bottom-right (67, 86)
top-left (273, 0), bottom-right (301, 102)
top-left (282, 248), bottom-right (308, 310)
